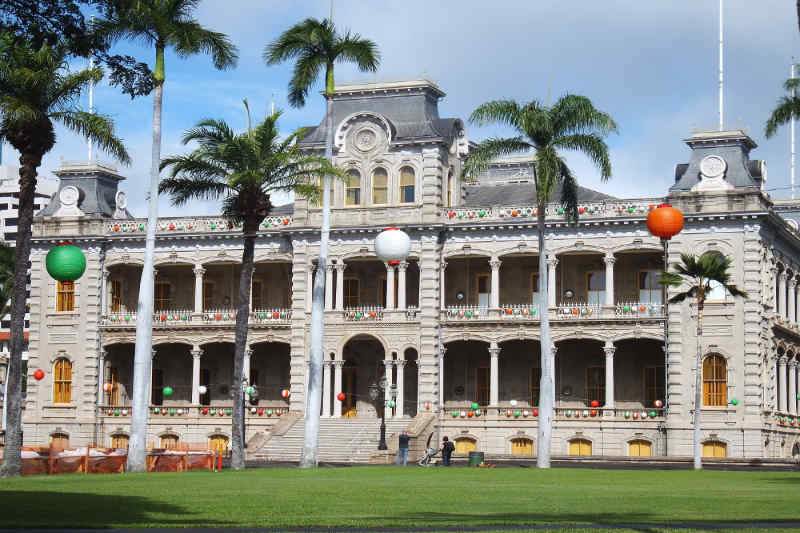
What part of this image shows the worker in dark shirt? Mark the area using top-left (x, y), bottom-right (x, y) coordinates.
top-left (396, 430), bottom-right (410, 466)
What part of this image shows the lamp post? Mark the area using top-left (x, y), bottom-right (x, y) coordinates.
top-left (369, 377), bottom-right (388, 450)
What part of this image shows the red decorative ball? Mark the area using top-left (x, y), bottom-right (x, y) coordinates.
top-left (337, 392), bottom-right (346, 402)
top-left (590, 400), bottom-right (599, 408)
top-left (258, 409), bottom-right (264, 415)
top-left (103, 383), bottom-right (112, 392)
top-left (202, 408), bottom-right (208, 415)
top-left (646, 204), bottom-right (684, 240)
top-left (33, 369), bottom-right (45, 381)
top-left (590, 409), bottom-right (597, 416)
top-left (273, 312), bottom-right (280, 318)
top-left (215, 313), bottom-right (222, 320)
top-left (533, 409), bottom-right (539, 416)
top-left (281, 389), bottom-right (290, 399)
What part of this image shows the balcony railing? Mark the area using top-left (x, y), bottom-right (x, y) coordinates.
top-left (342, 306), bottom-right (384, 321)
top-left (442, 305), bottom-right (486, 320)
top-left (615, 301), bottom-right (664, 318)
top-left (102, 308), bottom-right (292, 326)
top-left (441, 302), bottom-right (665, 322)
top-left (556, 303), bottom-right (601, 318)
top-left (106, 215), bottom-right (292, 236)
top-left (98, 405), bottom-right (290, 417)
top-left (441, 407), bottom-right (665, 420)
top-left (442, 197), bottom-right (665, 224)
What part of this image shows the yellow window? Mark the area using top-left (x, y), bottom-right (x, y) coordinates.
top-left (209, 435), bottom-right (229, 454)
top-left (399, 166), bottom-right (415, 203)
top-left (455, 437), bottom-right (477, 454)
top-left (313, 176), bottom-right (334, 207)
top-left (53, 358), bottom-right (72, 403)
top-left (50, 433), bottom-right (69, 449)
top-left (511, 438), bottom-right (533, 455)
top-left (569, 439), bottom-right (592, 456)
top-left (703, 354), bottom-right (727, 406)
top-left (160, 434), bottom-right (179, 450)
top-left (702, 441), bottom-right (727, 458)
top-left (56, 281), bottom-right (75, 311)
top-left (110, 279), bottom-right (123, 312)
top-left (629, 440), bottom-right (652, 457)
top-left (372, 167), bottom-right (388, 204)
top-left (111, 434), bottom-right (129, 449)
top-left (345, 169), bottom-right (361, 206)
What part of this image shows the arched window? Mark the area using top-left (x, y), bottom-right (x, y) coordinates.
top-left (569, 438), bottom-right (592, 456)
top-left (50, 432), bottom-right (69, 449)
top-left (703, 354), bottom-right (727, 406)
top-left (399, 166), bottom-right (415, 203)
top-left (209, 435), bottom-right (229, 455)
top-left (56, 281), bottom-right (75, 311)
top-left (160, 434), bottom-right (179, 450)
top-left (702, 440), bottom-right (727, 458)
top-left (454, 437), bottom-right (477, 454)
top-left (345, 169), bottom-right (361, 206)
top-left (111, 434), bottom-right (129, 449)
top-left (372, 167), bottom-right (388, 205)
top-left (510, 438), bottom-right (533, 455)
top-left (53, 358), bottom-right (72, 403)
top-left (628, 439), bottom-right (652, 457)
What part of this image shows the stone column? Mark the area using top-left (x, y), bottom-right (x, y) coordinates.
top-left (101, 269), bottom-right (109, 316)
top-left (603, 341), bottom-right (616, 410)
top-left (335, 261), bottom-right (346, 310)
top-left (779, 271), bottom-right (788, 318)
top-left (790, 360), bottom-right (798, 415)
top-left (779, 356), bottom-right (788, 413)
top-left (191, 347), bottom-right (202, 404)
top-left (193, 266), bottom-right (205, 314)
top-left (396, 360), bottom-right (406, 417)
top-left (385, 263), bottom-right (396, 309)
top-left (604, 253), bottom-right (616, 307)
top-left (97, 349), bottom-right (106, 404)
top-left (325, 264), bottom-right (334, 310)
top-left (489, 342), bottom-right (500, 406)
top-left (322, 361), bottom-right (332, 417)
top-left (439, 261), bottom-right (447, 310)
top-left (306, 264), bottom-right (315, 313)
top-left (384, 359), bottom-right (394, 417)
top-left (791, 279), bottom-right (798, 323)
top-left (547, 255), bottom-right (559, 308)
top-left (243, 348), bottom-right (252, 384)
top-left (489, 258), bottom-right (501, 309)
top-left (333, 360), bottom-right (344, 418)
top-left (397, 261), bottom-right (408, 310)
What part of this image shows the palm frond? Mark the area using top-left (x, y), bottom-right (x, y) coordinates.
top-left (159, 175), bottom-right (230, 206)
top-left (766, 95), bottom-right (800, 137)
top-left (553, 133), bottom-right (612, 181)
top-left (169, 21), bottom-right (238, 70)
top-left (550, 94), bottom-right (618, 137)
top-left (334, 32), bottom-right (380, 72)
top-left (469, 100), bottom-right (525, 130)
top-left (462, 137), bottom-right (531, 182)
top-left (51, 111), bottom-right (130, 165)
top-left (287, 51), bottom-right (325, 108)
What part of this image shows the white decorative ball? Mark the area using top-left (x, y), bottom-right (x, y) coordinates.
top-left (523, 410), bottom-right (530, 417)
top-left (121, 409), bottom-right (128, 416)
top-left (250, 407), bottom-right (257, 414)
top-left (374, 227), bottom-right (411, 262)
top-left (460, 411), bottom-right (466, 418)
top-left (510, 399), bottom-right (518, 407)
top-left (177, 409), bottom-right (183, 415)
top-left (198, 385), bottom-right (207, 395)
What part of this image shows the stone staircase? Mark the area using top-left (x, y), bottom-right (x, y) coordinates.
top-left (250, 416), bottom-right (411, 463)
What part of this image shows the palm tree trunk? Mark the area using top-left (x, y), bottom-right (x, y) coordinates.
top-left (231, 228), bottom-right (256, 470)
top-left (536, 204), bottom-right (554, 468)
top-left (128, 48), bottom-right (165, 472)
top-left (0, 155), bottom-right (38, 477)
top-left (300, 86), bottom-right (334, 468)
top-left (694, 301), bottom-right (704, 470)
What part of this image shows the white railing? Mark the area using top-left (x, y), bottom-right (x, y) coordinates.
top-left (556, 303), bottom-right (601, 318)
top-left (251, 308), bottom-right (291, 323)
top-left (104, 312), bottom-right (137, 325)
top-left (442, 198), bottom-right (665, 223)
top-left (498, 304), bottom-right (541, 318)
top-left (202, 308), bottom-right (237, 323)
top-left (342, 306), bottom-right (384, 321)
top-left (443, 305), bottom-right (485, 319)
top-left (106, 215), bottom-right (292, 235)
top-left (615, 301), bottom-right (664, 318)
top-left (153, 309), bottom-right (193, 325)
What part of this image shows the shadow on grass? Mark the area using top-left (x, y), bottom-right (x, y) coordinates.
top-left (0, 491), bottom-right (231, 528)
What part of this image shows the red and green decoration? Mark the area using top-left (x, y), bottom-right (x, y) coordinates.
top-left (46, 241), bottom-right (86, 282)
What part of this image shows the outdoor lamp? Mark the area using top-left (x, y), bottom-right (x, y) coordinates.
top-left (368, 382), bottom-right (379, 402)
top-left (563, 289), bottom-right (574, 299)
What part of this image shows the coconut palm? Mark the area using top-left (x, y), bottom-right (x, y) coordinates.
top-left (264, 17), bottom-right (379, 468)
top-left (160, 108), bottom-right (335, 469)
top-left (0, 242), bottom-right (15, 316)
top-left (97, 0), bottom-right (238, 472)
top-left (0, 35), bottom-right (130, 477)
top-left (765, 76), bottom-right (800, 138)
top-left (462, 96), bottom-right (617, 468)
top-left (660, 252), bottom-right (746, 470)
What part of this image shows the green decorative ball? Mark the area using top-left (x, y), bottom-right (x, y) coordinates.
top-left (627, 207), bottom-right (634, 213)
top-left (624, 411), bottom-right (631, 418)
top-left (162, 386), bottom-right (173, 396)
top-left (225, 409), bottom-right (232, 415)
top-left (566, 410), bottom-right (573, 416)
top-left (259, 313), bottom-right (265, 319)
top-left (246, 386), bottom-right (255, 396)
top-left (113, 409), bottom-right (120, 416)
top-left (452, 410), bottom-right (459, 417)
top-left (266, 409), bottom-right (273, 415)
top-left (649, 411), bottom-right (656, 418)
top-left (474, 409), bottom-right (481, 416)
top-left (730, 398), bottom-right (739, 406)
top-left (471, 402), bottom-right (479, 410)
top-left (153, 408), bottom-right (160, 414)
top-left (388, 400), bottom-right (396, 408)
top-left (557, 207), bottom-right (564, 214)
top-left (478, 210), bottom-right (486, 216)
top-left (513, 410), bottom-right (521, 417)
top-left (466, 311), bottom-right (473, 317)
top-left (46, 243), bottom-right (86, 282)
top-left (138, 224), bottom-right (145, 231)
top-left (263, 222), bottom-right (270, 228)
top-left (210, 409), bottom-right (216, 415)
top-left (124, 315), bottom-right (131, 322)
top-left (169, 409), bottom-right (176, 415)
top-left (180, 314), bottom-right (187, 320)
top-left (210, 223), bottom-right (216, 229)
top-left (623, 305), bottom-right (630, 312)
top-left (531, 309), bottom-right (536, 314)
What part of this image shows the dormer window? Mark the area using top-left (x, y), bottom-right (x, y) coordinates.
top-left (400, 166), bottom-right (415, 204)
top-left (346, 169), bottom-right (361, 206)
top-left (372, 168), bottom-right (388, 205)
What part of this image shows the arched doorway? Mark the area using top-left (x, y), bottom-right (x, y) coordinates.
top-left (341, 335), bottom-right (386, 418)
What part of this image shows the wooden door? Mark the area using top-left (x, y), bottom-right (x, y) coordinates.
top-left (343, 367), bottom-right (357, 418)
top-left (628, 440), bottom-right (652, 457)
top-left (50, 433), bottom-right (69, 449)
top-left (209, 435), bottom-right (229, 454)
top-left (111, 434), bottom-right (129, 449)
top-left (160, 435), bottom-right (179, 450)
top-left (476, 367), bottom-right (489, 406)
top-left (702, 441), bottom-right (727, 458)
top-left (569, 439), bottom-right (592, 456)
top-left (511, 438), bottom-right (533, 455)
top-left (455, 438), bottom-right (476, 454)
top-left (108, 366), bottom-right (119, 406)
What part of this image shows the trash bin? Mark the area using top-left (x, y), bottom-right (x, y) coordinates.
top-left (468, 451), bottom-right (484, 467)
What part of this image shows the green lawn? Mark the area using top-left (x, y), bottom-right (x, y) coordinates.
top-left (1, 466), bottom-right (799, 529)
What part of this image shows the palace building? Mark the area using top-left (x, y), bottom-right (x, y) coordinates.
top-left (10, 79), bottom-right (800, 461)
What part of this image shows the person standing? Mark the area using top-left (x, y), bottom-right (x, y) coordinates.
top-left (396, 430), bottom-right (410, 466)
top-left (441, 435), bottom-right (455, 466)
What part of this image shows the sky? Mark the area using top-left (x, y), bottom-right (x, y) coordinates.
top-left (3, 0), bottom-right (800, 217)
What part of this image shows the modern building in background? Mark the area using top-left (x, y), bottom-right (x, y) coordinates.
top-left (14, 80), bottom-right (800, 461)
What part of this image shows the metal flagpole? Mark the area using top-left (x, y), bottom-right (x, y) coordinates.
top-left (719, 0), bottom-right (724, 131)
top-left (88, 15), bottom-right (95, 163)
top-left (792, 61), bottom-right (796, 200)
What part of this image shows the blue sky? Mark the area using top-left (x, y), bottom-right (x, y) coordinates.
top-left (4, 0), bottom-right (800, 216)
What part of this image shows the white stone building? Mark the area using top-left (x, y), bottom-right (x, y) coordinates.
top-left (13, 80), bottom-right (800, 460)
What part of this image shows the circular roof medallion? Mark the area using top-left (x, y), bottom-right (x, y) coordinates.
top-left (355, 128), bottom-right (377, 152)
top-left (115, 191), bottom-right (127, 210)
top-left (59, 186), bottom-right (79, 207)
top-left (700, 155), bottom-right (727, 179)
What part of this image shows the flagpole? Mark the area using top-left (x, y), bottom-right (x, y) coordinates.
top-left (88, 15), bottom-right (95, 163)
top-left (792, 61), bottom-right (796, 200)
top-left (718, 0), bottom-right (724, 131)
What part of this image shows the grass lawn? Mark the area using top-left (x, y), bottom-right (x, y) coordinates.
top-left (1, 466), bottom-right (800, 529)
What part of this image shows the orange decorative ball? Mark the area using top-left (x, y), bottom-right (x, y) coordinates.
top-left (646, 204), bottom-right (684, 240)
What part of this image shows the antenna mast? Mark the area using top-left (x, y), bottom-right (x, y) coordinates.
top-left (718, 0), bottom-right (724, 131)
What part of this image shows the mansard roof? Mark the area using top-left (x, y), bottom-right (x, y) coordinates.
top-left (463, 182), bottom-right (616, 207)
top-left (670, 130), bottom-right (765, 192)
top-left (298, 80), bottom-right (463, 148)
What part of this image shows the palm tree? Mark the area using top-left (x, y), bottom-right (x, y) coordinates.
top-left (0, 35), bottom-right (130, 477)
top-left (264, 17), bottom-right (379, 468)
top-left (462, 96), bottom-right (617, 468)
top-left (765, 76), bottom-right (800, 139)
top-left (160, 108), bottom-right (335, 469)
top-left (97, 0), bottom-right (238, 473)
top-left (660, 252), bottom-right (746, 470)
top-left (0, 242), bottom-right (15, 316)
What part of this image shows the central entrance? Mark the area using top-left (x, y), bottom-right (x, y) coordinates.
top-left (341, 334), bottom-right (386, 418)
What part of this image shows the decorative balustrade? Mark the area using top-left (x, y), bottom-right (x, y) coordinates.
top-left (440, 406), bottom-right (666, 420)
top-left (498, 304), bottom-right (540, 319)
top-left (154, 309), bottom-right (193, 325)
top-left (97, 405), bottom-right (290, 417)
top-left (202, 309), bottom-right (237, 324)
top-left (615, 301), bottom-right (664, 318)
top-left (251, 308), bottom-right (292, 323)
top-left (106, 215), bottom-right (292, 236)
top-left (442, 198), bottom-right (665, 223)
top-left (556, 303), bottom-right (601, 319)
top-left (554, 407), bottom-right (664, 420)
top-left (342, 306), bottom-right (384, 321)
top-left (442, 305), bottom-right (486, 320)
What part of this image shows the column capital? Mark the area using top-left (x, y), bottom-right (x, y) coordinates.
top-left (396, 360), bottom-right (407, 368)
top-left (326, 263), bottom-right (335, 272)
top-left (488, 346), bottom-right (501, 358)
top-left (489, 258), bottom-right (502, 270)
top-left (546, 255), bottom-right (559, 267)
top-left (333, 359), bottom-right (345, 368)
top-left (603, 343), bottom-right (616, 357)
top-left (439, 261), bottom-right (448, 271)
top-left (780, 355), bottom-right (789, 365)
top-left (603, 253), bottom-right (616, 265)
top-left (790, 359), bottom-right (798, 369)
top-left (334, 260), bottom-right (347, 272)
top-left (383, 359), bottom-right (394, 366)
top-left (193, 265), bottom-right (205, 276)
top-left (439, 345), bottom-right (447, 358)
top-left (551, 343), bottom-right (558, 356)
top-left (99, 349), bottom-right (107, 359)
top-left (384, 261), bottom-right (397, 271)
top-left (190, 348), bottom-right (203, 359)
top-left (151, 349), bottom-right (157, 359)
top-left (780, 271), bottom-right (789, 282)
top-left (790, 278), bottom-right (798, 290)
top-left (245, 348), bottom-right (253, 358)
top-left (397, 260), bottom-right (409, 272)
top-left (102, 269), bottom-right (110, 279)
